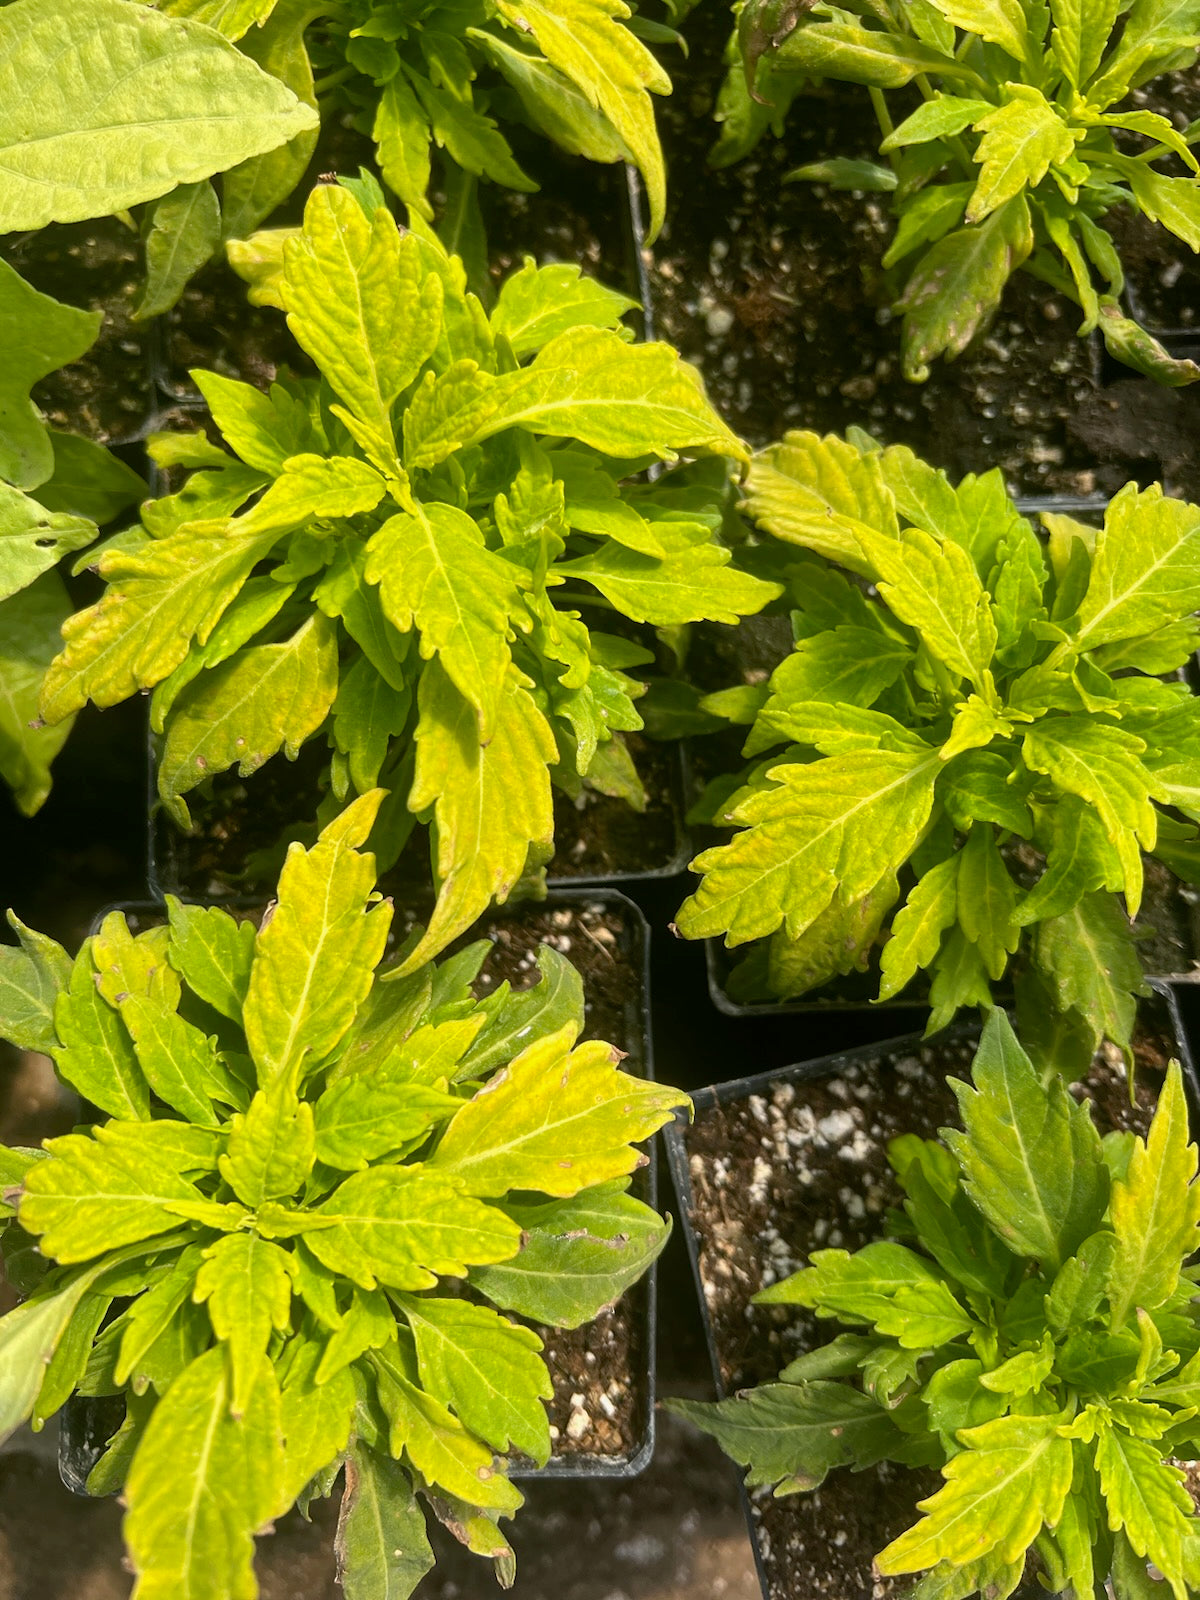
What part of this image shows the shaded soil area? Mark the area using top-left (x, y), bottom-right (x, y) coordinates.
top-left (3, 219), bottom-right (154, 446)
top-left (676, 1006), bottom-right (1175, 1599)
top-left (151, 728), bottom-right (686, 901)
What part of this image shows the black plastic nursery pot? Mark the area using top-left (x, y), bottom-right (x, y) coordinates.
top-left (699, 862), bottom-right (1200, 1022)
top-left (663, 983), bottom-right (1197, 1600)
top-left (57, 886), bottom-right (661, 1496)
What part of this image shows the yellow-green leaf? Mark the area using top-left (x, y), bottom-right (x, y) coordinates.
top-left (678, 749), bottom-right (940, 946)
top-left (399, 1295), bottom-right (552, 1464)
top-left (157, 613), bottom-right (340, 827)
top-left (194, 1233), bottom-right (295, 1418)
top-left (335, 1443), bottom-right (435, 1600)
top-left (404, 327), bottom-right (746, 470)
top-left (742, 431), bottom-right (898, 577)
top-left (125, 1346), bottom-right (283, 1600)
top-left (494, 0), bottom-right (669, 238)
top-left (400, 660), bottom-right (556, 972)
top-left (20, 1126), bottom-right (204, 1263)
top-left (1107, 1061), bottom-right (1200, 1328)
top-left (968, 86), bottom-right (1076, 222)
top-left (0, 0), bottom-right (318, 232)
top-left (242, 793), bottom-right (392, 1086)
top-left (1072, 484), bottom-right (1200, 652)
top-left (0, 262), bottom-right (101, 490)
top-left (1094, 1426), bottom-right (1195, 1592)
top-left (364, 505), bottom-right (524, 737)
top-left (219, 1081), bottom-right (315, 1207)
top-left (875, 1412), bottom-right (1073, 1572)
top-left (305, 1166), bottom-right (522, 1290)
top-left (372, 1353), bottom-right (524, 1513)
top-left (165, 900), bottom-right (256, 1024)
top-left (1022, 716), bottom-right (1163, 916)
top-left (39, 520), bottom-right (277, 724)
top-left (429, 1024), bottom-right (687, 1198)
top-left (854, 521), bottom-right (997, 693)
top-left (281, 186), bottom-right (442, 473)
top-left (53, 946), bottom-right (151, 1121)
top-left (0, 573), bottom-right (77, 815)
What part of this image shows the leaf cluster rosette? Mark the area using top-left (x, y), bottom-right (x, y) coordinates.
top-left (39, 180), bottom-right (778, 966)
top-left (713, 0), bottom-right (1200, 384)
top-left (679, 430), bottom-right (1200, 1063)
top-left (671, 1011), bottom-right (1200, 1599)
top-left (0, 789), bottom-right (687, 1600)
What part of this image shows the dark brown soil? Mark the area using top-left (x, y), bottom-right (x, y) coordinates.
top-left (551, 735), bottom-right (687, 881)
top-left (2, 219), bottom-right (154, 445)
top-left (152, 723), bottom-right (685, 899)
top-left (678, 1008), bottom-right (1174, 1599)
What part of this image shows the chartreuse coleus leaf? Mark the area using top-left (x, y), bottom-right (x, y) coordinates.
top-left (492, 0), bottom-right (670, 236)
top-left (469, 1179), bottom-right (671, 1328)
top-left (0, 262), bottom-right (101, 493)
top-left (335, 1443), bottom-right (435, 1600)
top-left (124, 1346), bottom-right (283, 1600)
top-left (429, 1023), bottom-right (687, 1198)
top-left (242, 790), bottom-right (391, 1086)
top-left (686, 429), bottom-right (1200, 1047)
top-left (717, 0), bottom-right (1200, 383)
top-left (0, 807), bottom-right (677, 1597)
top-left (0, 911), bottom-right (70, 1054)
top-left (47, 182), bottom-right (772, 967)
top-left (0, 0), bottom-right (317, 232)
top-left (0, 570), bottom-right (79, 816)
top-left (0, 480), bottom-right (96, 602)
top-left (157, 612), bottom-right (340, 828)
top-left (400, 659), bottom-right (557, 971)
top-left (946, 1011), bottom-right (1107, 1273)
top-left (1107, 1059), bottom-right (1200, 1328)
top-left (678, 1011), bottom-right (1200, 1596)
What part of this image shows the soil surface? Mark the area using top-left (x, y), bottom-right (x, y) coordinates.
top-left (677, 1008), bottom-right (1176, 1599)
top-left (152, 723), bottom-right (686, 901)
top-left (2, 219), bottom-right (155, 446)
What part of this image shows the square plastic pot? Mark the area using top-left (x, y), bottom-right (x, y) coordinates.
top-left (56, 887), bottom-right (661, 1493)
top-left (663, 984), bottom-right (1197, 1599)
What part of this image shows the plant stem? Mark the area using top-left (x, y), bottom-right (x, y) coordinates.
top-left (313, 65), bottom-right (356, 96)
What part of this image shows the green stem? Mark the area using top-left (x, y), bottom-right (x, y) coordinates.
top-left (868, 87), bottom-right (904, 177)
top-left (313, 64), bottom-right (356, 96)
top-left (553, 588), bottom-right (620, 614)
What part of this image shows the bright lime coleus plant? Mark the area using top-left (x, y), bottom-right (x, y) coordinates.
top-left (39, 181), bottom-right (777, 967)
top-left (0, 791), bottom-right (686, 1599)
top-left (680, 431), bottom-right (1200, 1061)
top-left (672, 1012), bottom-right (1200, 1600)
top-left (714, 0), bottom-right (1200, 383)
